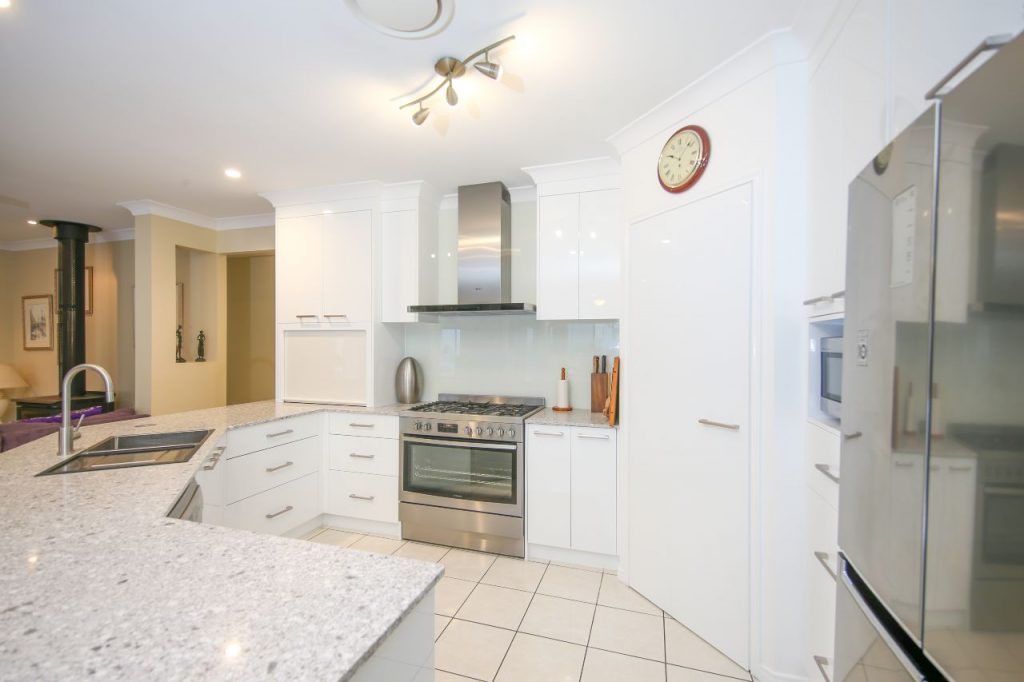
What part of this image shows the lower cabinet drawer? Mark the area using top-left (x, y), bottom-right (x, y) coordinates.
top-left (325, 470), bottom-right (399, 523)
top-left (328, 435), bottom-right (398, 476)
top-left (228, 413), bottom-right (321, 457)
top-left (225, 436), bottom-right (321, 504)
top-left (224, 472), bottom-right (320, 535)
top-left (806, 486), bottom-right (838, 682)
top-left (328, 413), bottom-right (398, 439)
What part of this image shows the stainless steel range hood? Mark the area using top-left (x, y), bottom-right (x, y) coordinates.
top-left (408, 181), bottom-right (535, 315)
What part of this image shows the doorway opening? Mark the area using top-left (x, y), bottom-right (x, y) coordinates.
top-left (226, 252), bottom-right (275, 405)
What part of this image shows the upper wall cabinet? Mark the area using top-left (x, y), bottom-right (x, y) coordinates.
top-left (381, 183), bottom-right (440, 323)
top-left (276, 210), bottom-right (372, 324)
top-left (524, 158), bottom-right (624, 321)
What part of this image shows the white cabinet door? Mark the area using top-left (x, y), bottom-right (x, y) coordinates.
top-left (536, 194), bottom-right (580, 320)
top-left (277, 215), bottom-right (323, 322)
top-left (925, 458), bottom-right (976, 615)
top-left (526, 425), bottom-right (571, 548)
top-left (281, 329), bottom-right (367, 404)
top-left (578, 190), bottom-right (623, 320)
top-left (570, 427), bottom-right (616, 555)
top-left (381, 209), bottom-right (418, 323)
top-left (322, 210), bottom-right (372, 323)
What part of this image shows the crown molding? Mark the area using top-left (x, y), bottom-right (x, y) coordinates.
top-left (258, 181), bottom-right (385, 209)
top-left (0, 227), bottom-right (135, 251)
top-left (116, 199), bottom-right (273, 231)
top-left (214, 213), bottom-right (275, 231)
top-left (521, 157), bottom-right (621, 185)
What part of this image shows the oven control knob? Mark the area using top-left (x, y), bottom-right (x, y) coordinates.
top-left (496, 428), bottom-right (504, 437)
top-left (464, 426), bottom-right (472, 436)
top-left (507, 428), bottom-right (516, 439)
top-left (475, 427), bottom-right (483, 436)
top-left (424, 423), bottom-right (432, 431)
top-left (414, 421), bottom-right (422, 431)
top-left (485, 427), bottom-right (494, 437)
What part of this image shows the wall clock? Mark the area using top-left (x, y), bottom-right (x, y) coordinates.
top-left (657, 124), bottom-right (711, 193)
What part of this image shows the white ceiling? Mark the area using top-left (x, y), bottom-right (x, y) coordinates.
top-left (0, 0), bottom-right (807, 243)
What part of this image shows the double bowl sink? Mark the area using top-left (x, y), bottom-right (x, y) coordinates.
top-left (37, 429), bottom-right (214, 476)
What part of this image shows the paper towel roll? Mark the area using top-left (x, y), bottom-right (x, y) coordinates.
top-left (556, 379), bottom-right (570, 409)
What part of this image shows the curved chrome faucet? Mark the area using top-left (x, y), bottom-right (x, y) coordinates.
top-left (58, 363), bottom-right (115, 458)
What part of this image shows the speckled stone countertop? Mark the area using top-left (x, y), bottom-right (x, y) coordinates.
top-left (0, 400), bottom-right (441, 681)
top-left (526, 407), bottom-right (618, 429)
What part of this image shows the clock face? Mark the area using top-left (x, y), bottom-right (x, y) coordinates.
top-left (658, 125), bottom-right (710, 193)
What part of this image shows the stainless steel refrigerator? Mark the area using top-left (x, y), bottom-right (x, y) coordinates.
top-left (836, 32), bottom-right (1024, 682)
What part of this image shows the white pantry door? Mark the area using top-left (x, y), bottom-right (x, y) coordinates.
top-left (628, 183), bottom-right (752, 668)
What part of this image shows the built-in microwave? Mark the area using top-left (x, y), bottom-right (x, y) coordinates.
top-left (820, 336), bottom-right (843, 419)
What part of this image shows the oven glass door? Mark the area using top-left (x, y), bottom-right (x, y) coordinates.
top-left (402, 436), bottom-right (521, 513)
top-left (981, 484), bottom-right (1024, 567)
top-left (821, 348), bottom-right (843, 403)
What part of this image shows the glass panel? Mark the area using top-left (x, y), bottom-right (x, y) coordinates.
top-left (822, 351), bottom-right (843, 402)
top-left (835, 580), bottom-right (919, 682)
top-left (839, 104), bottom-right (937, 643)
top-left (404, 441), bottom-right (516, 504)
top-left (923, 34), bottom-right (1024, 679)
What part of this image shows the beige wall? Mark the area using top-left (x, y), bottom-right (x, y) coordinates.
top-left (217, 225), bottom-right (274, 254)
top-left (226, 254), bottom-right (275, 405)
top-left (134, 215), bottom-right (227, 416)
top-left (0, 240), bottom-right (135, 420)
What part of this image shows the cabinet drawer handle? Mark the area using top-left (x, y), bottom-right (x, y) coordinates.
top-left (814, 463), bottom-right (840, 484)
top-left (202, 446), bottom-right (226, 471)
top-left (349, 453), bottom-right (375, 459)
top-left (842, 431), bottom-right (862, 440)
top-left (814, 551), bottom-right (837, 581)
top-left (349, 494), bottom-right (375, 501)
top-left (698, 418), bottom-right (740, 431)
top-left (576, 433), bottom-right (610, 440)
top-left (265, 505), bottom-right (294, 519)
top-left (324, 313), bottom-right (348, 318)
top-left (950, 465), bottom-right (973, 473)
top-left (265, 461), bottom-right (294, 473)
top-left (830, 290), bottom-right (845, 300)
top-left (894, 461), bottom-right (914, 468)
top-left (296, 314), bottom-right (318, 319)
top-left (266, 429), bottom-right (294, 439)
top-left (802, 295), bottom-right (832, 306)
top-left (533, 430), bottom-right (565, 437)
top-left (349, 423), bottom-right (375, 428)
top-left (813, 655), bottom-right (831, 682)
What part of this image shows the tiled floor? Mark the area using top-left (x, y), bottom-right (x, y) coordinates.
top-left (307, 528), bottom-right (752, 682)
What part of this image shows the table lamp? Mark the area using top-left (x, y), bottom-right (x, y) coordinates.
top-left (0, 364), bottom-right (28, 421)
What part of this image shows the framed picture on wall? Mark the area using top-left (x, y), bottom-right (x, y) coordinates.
top-left (22, 295), bottom-right (54, 351)
top-left (53, 266), bottom-right (94, 314)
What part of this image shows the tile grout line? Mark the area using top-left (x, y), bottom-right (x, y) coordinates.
top-left (491, 560), bottom-right (551, 681)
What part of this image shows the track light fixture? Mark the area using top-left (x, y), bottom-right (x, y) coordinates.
top-left (400, 35), bottom-right (514, 126)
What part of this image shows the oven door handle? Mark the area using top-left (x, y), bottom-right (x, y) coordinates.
top-left (402, 435), bottom-right (519, 451)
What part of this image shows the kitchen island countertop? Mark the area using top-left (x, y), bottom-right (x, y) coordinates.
top-left (0, 400), bottom-right (439, 681)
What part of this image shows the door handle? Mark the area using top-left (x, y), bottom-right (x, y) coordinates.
top-left (349, 423), bottom-right (375, 428)
top-left (814, 463), bottom-right (840, 484)
top-left (349, 494), bottom-right (375, 501)
top-left (698, 419), bottom-right (740, 431)
top-left (265, 461), bottom-right (294, 473)
top-left (813, 655), bottom-right (831, 682)
top-left (533, 431), bottom-right (565, 437)
top-left (265, 505), bottom-right (294, 519)
top-left (814, 551), bottom-right (837, 581)
top-left (842, 431), bottom-right (862, 440)
top-left (349, 453), bottom-right (375, 459)
top-left (576, 433), bottom-right (610, 440)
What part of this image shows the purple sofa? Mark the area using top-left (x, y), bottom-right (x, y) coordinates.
top-left (0, 408), bottom-right (146, 453)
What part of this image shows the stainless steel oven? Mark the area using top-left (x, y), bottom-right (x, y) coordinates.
top-left (398, 395), bottom-right (543, 558)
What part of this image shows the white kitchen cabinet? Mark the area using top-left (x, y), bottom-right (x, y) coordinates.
top-left (570, 427), bottom-right (617, 555)
top-left (526, 425), bottom-right (571, 548)
top-left (223, 471), bottom-right (321, 535)
top-left (322, 210), bottom-right (372, 323)
top-left (328, 412), bottom-right (399, 439)
top-left (324, 470), bottom-right (399, 523)
top-left (381, 197), bottom-right (439, 323)
top-left (578, 190), bottom-right (623, 319)
top-left (224, 436), bottom-right (321, 505)
top-left (275, 210), bottom-right (371, 324)
top-left (281, 329), bottom-right (368, 405)
top-left (925, 457), bottom-right (976, 620)
top-left (806, 487), bottom-right (839, 682)
top-left (806, 422), bottom-right (841, 510)
top-left (526, 423), bottom-right (617, 563)
top-left (536, 194), bottom-right (580, 320)
top-left (276, 214), bottom-right (324, 322)
top-left (328, 435), bottom-right (399, 477)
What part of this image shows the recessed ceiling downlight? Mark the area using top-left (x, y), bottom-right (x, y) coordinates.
top-left (0, 1), bottom-right (11, 9)
top-left (224, 168), bottom-right (242, 179)
top-left (345, 0), bottom-right (453, 39)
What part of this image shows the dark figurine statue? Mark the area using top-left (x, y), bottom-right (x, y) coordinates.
top-left (175, 325), bottom-right (186, 363)
top-left (196, 329), bottom-right (207, 362)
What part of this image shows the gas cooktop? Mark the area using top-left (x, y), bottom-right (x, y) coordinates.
top-left (406, 400), bottom-right (542, 418)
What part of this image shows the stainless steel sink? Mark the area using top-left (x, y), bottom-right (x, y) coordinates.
top-left (37, 429), bottom-right (213, 476)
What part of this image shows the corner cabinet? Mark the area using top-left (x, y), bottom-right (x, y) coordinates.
top-left (525, 158), bottom-right (624, 321)
top-left (525, 423), bottom-right (617, 568)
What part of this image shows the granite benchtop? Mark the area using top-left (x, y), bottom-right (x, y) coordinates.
top-left (0, 400), bottom-right (440, 681)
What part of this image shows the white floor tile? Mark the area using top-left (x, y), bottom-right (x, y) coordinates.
top-left (455, 584), bottom-right (533, 631)
top-left (495, 632), bottom-right (586, 682)
top-left (435, 619), bottom-right (514, 682)
top-left (518, 593), bottom-right (596, 646)
top-left (434, 577), bottom-right (476, 617)
top-left (598, 574), bottom-right (662, 615)
top-left (665, 618), bottom-right (748, 679)
top-left (439, 549), bottom-right (497, 582)
top-left (434, 615), bottom-right (452, 641)
top-left (348, 534), bottom-right (405, 555)
top-left (536, 564), bottom-right (603, 603)
top-left (667, 665), bottom-right (738, 682)
top-left (480, 557), bottom-right (547, 592)
top-left (589, 605), bottom-right (666, 662)
top-left (429, 671), bottom-right (480, 682)
top-left (583, 648), bottom-right (667, 682)
top-left (309, 528), bottom-right (363, 547)
top-left (395, 541), bottom-right (451, 563)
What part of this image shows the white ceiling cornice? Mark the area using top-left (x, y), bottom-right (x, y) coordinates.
top-left (116, 199), bottom-right (273, 231)
top-left (0, 227), bottom-right (135, 252)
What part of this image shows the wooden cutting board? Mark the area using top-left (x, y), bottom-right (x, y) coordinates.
top-left (608, 356), bottom-right (620, 426)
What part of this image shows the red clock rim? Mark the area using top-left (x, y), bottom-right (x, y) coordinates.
top-left (657, 124), bottom-right (711, 193)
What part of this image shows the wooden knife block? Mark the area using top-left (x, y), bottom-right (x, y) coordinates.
top-left (591, 372), bottom-right (609, 413)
